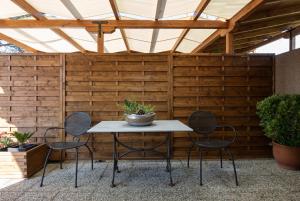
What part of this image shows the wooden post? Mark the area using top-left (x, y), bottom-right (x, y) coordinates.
top-left (289, 30), bottom-right (296, 51)
top-left (226, 32), bottom-right (234, 54)
top-left (97, 24), bottom-right (104, 54)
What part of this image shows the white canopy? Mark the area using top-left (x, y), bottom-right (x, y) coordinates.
top-left (0, 0), bottom-right (252, 53)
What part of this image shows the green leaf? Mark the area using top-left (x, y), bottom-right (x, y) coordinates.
top-left (13, 131), bottom-right (34, 145)
top-left (118, 99), bottom-right (155, 115)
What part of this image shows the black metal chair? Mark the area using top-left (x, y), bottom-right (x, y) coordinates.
top-left (187, 111), bottom-right (238, 186)
top-left (40, 112), bottom-right (93, 188)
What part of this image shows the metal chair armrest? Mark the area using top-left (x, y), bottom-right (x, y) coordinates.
top-left (216, 125), bottom-right (238, 143)
top-left (44, 127), bottom-right (64, 144)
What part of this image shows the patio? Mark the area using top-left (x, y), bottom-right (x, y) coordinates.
top-left (1, 0), bottom-right (300, 201)
top-left (1, 159), bottom-right (300, 201)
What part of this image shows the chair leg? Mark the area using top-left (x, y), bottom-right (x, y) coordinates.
top-left (219, 149), bottom-right (223, 168)
top-left (187, 144), bottom-right (194, 168)
top-left (199, 149), bottom-right (203, 186)
top-left (85, 144), bottom-right (94, 170)
top-left (40, 148), bottom-right (52, 187)
top-left (226, 148), bottom-right (239, 186)
top-left (60, 150), bottom-right (63, 169)
top-left (75, 148), bottom-right (79, 188)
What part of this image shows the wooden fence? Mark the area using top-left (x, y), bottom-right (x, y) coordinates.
top-left (0, 53), bottom-right (274, 159)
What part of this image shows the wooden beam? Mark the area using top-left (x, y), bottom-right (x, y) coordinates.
top-left (97, 25), bottom-right (104, 54)
top-left (192, 0), bottom-right (264, 53)
top-left (109, 0), bottom-right (130, 52)
top-left (11, 0), bottom-right (86, 53)
top-left (226, 32), bottom-right (234, 54)
top-left (150, 0), bottom-right (167, 53)
top-left (0, 19), bottom-right (228, 30)
top-left (0, 32), bottom-right (38, 53)
top-left (191, 29), bottom-right (225, 53)
top-left (171, 0), bottom-right (211, 53)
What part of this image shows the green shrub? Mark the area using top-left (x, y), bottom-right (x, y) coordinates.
top-left (120, 99), bottom-right (154, 115)
top-left (256, 95), bottom-right (300, 146)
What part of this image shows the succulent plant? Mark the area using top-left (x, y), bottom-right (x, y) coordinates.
top-left (120, 99), bottom-right (154, 115)
top-left (0, 137), bottom-right (13, 148)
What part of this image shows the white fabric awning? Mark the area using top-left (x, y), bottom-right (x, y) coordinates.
top-left (0, 0), bottom-right (252, 53)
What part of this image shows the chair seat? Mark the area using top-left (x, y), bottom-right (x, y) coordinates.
top-left (48, 141), bottom-right (86, 150)
top-left (195, 139), bottom-right (231, 149)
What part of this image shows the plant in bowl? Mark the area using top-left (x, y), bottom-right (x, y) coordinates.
top-left (120, 99), bottom-right (155, 126)
top-left (257, 95), bottom-right (300, 170)
top-left (12, 131), bottom-right (36, 152)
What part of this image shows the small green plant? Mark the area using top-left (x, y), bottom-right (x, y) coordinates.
top-left (120, 99), bottom-right (155, 115)
top-left (13, 131), bottom-right (34, 146)
top-left (256, 95), bottom-right (300, 146)
top-left (0, 137), bottom-right (13, 148)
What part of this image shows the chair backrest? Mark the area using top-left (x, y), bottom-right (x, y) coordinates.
top-left (64, 112), bottom-right (91, 137)
top-left (188, 111), bottom-right (217, 135)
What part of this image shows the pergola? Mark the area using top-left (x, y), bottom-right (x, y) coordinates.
top-left (0, 0), bottom-right (266, 54)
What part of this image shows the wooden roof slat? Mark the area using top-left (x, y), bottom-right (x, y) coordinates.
top-left (150, 0), bottom-right (167, 53)
top-left (192, 0), bottom-right (264, 53)
top-left (236, 13), bottom-right (300, 34)
top-left (0, 32), bottom-right (38, 53)
top-left (12, 0), bottom-right (86, 53)
top-left (171, 0), bottom-right (211, 53)
top-left (235, 22), bottom-right (300, 38)
top-left (235, 21), bottom-right (300, 38)
top-left (236, 25), bottom-right (300, 53)
top-left (109, 0), bottom-right (130, 52)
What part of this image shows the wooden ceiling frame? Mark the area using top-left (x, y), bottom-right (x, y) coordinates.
top-left (149, 0), bottom-right (167, 53)
top-left (192, 0), bottom-right (265, 53)
top-left (11, 0), bottom-right (86, 53)
top-left (236, 25), bottom-right (300, 53)
top-left (0, 19), bottom-right (228, 30)
top-left (0, 32), bottom-right (38, 53)
top-left (109, 0), bottom-right (130, 53)
top-left (171, 0), bottom-right (211, 53)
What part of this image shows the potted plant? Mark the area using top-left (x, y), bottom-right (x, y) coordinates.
top-left (8, 131), bottom-right (36, 152)
top-left (257, 95), bottom-right (300, 170)
top-left (0, 137), bottom-right (13, 151)
top-left (0, 130), bottom-right (47, 178)
top-left (120, 99), bottom-right (155, 126)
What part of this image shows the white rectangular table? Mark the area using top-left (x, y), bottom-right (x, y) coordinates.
top-left (88, 120), bottom-right (193, 187)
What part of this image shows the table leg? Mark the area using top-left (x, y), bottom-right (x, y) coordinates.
top-left (167, 132), bottom-right (174, 186)
top-left (111, 133), bottom-right (117, 188)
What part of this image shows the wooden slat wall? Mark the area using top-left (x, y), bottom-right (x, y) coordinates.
top-left (65, 54), bottom-right (170, 159)
top-left (0, 53), bottom-right (274, 160)
top-left (0, 54), bottom-right (63, 144)
top-left (172, 54), bottom-right (273, 158)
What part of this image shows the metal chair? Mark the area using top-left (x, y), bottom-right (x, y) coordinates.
top-left (40, 112), bottom-right (93, 188)
top-left (187, 111), bottom-right (238, 186)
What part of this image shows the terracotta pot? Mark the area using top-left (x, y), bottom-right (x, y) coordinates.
top-left (272, 141), bottom-right (300, 170)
